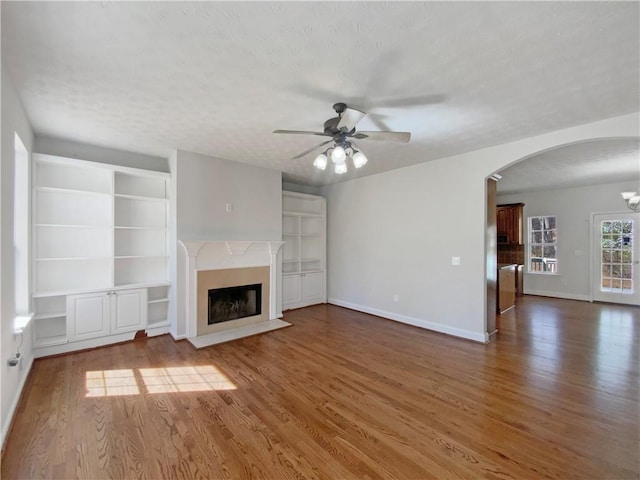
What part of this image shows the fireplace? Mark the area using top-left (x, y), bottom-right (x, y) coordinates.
top-left (196, 265), bottom-right (271, 336)
top-left (208, 283), bottom-right (262, 324)
top-left (178, 240), bottom-right (288, 345)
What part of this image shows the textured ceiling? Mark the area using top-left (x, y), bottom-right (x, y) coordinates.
top-left (496, 138), bottom-right (640, 195)
top-left (2, 2), bottom-right (639, 187)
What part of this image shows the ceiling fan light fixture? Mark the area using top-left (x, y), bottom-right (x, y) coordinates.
top-left (313, 153), bottom-right (328, 170)
top-left (352, 151), bottom-right (368, 169)
top-left (331, 145), bottom-right (346, 164)
top-left (335, 163), bottom-right (347, 175)
top-left (622, 191), bottom-right (640, 211)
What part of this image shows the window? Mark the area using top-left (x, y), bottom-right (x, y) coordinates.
top-left (528, 215), bottom-right (557, 274)
top-left (14, 133), bottom-right (30, 316)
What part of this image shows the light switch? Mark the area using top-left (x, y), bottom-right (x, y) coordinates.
top-left (225, 203), bottom-right (233, 212)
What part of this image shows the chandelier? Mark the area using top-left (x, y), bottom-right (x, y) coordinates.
top-left (312, 140), bottom-right (367, 174)
top-left (621, 191), bottom-right (640, 212)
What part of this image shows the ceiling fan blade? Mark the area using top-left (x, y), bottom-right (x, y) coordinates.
top-left (273, 129), bottom-right (329, 137)
top-left (353, 131), bottom-right (411, 142)
top-left (372, 94), bottom-right (447, 108)
top-left (337, 107), bottom-right (366, 131)
top-left (292, 139), bottom-right (334, 160)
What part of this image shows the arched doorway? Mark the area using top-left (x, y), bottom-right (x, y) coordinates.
top-left (486, 136), bottom-right (640, 337)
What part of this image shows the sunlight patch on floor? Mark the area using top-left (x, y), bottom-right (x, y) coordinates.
top-left (86, 369), bottom-right (140, 397)
top-left (84, 365), bottom-right (236, 397)
top-left (139, 366), bottom-right (237, 393)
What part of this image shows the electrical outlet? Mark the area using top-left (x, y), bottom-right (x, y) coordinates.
top-left (225, 203), bottom-right (233, 212)
top-left (393, 294), bottom-right (399, 302)
top-left (451, 256), bottom-right (461, 266)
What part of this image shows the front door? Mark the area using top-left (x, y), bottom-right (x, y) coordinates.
top-left (592, 212), bottom-right (640, 305)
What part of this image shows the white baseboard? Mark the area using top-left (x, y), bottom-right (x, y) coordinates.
top-left (33, 331), bottom-right (137, 358)
top-left (146, 324), bottom-right (171, 337)
top-left (525, 290), bottom-right (591, 302)
top-left (170, 330), bottom-right (187, 341)
top-left (1, 355), bottom-right (34, 450)
top-left (328, 298), bottom-right (487, 343)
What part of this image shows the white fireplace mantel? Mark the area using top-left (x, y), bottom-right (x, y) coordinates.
top-left (178, 240), bottom-right (284, 339)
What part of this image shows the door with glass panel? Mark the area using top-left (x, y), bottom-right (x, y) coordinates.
top-left (592, 213), bottom-right (639, 305)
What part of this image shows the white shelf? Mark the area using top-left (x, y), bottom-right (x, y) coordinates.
top-left (32, 154), bottom-right (170, 353)
top-left (114, 171), bottom-right (166, 198)
top-left (33, 334), bottom-right (68, 348)
top-left (35, 186), bottom-right (111, 197)
top-left (147, 319), bottom-right (170, 328)
top-left (35, 159), bottom-right (111, 193)
top-left (114, 255), bottom-right (168, 259)
top-left (282, 191), bottom-right (326, 309)
top-left (35, 224), bottom-right (109, 229)
top-left (35, 188), bottom-right (111, 227)
top-left (148, 298), bottom-right (169, 304)
top-left (114, 226), bottom-right (165, 230)
top-left (284, 271), bottom-right (324, 276)
top-left (114, 196), bottom-right (167, 228)
top-left (283, 210), bottom-right (323, 217)
top-left (34, 311), bottom-right (66, 320)
top-left (33, 281), bottom-right (170, 298)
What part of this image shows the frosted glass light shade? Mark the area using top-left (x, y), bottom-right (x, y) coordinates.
top-left (313, 153), bottom-right (328, 170)
top-left (352, 151), bottom-right (368, 168)
top-left (331, 146), bottom-right (346, 164)
top-left (335, 163), bottom-right (347, 174)
top-left (621, 191), bottom-right (640, 211)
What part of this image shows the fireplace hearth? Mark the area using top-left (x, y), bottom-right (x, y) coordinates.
top-left (208, 284), bottom-right (262, 324)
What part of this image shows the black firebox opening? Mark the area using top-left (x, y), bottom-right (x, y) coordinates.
top-left (208, 283), bottom-right (262, 325)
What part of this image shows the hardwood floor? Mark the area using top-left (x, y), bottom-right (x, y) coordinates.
top-left (2, 297), bottom-right (639, 479)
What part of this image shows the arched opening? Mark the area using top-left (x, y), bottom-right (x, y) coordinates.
top-left (485, 136), bottom-right (640, 338)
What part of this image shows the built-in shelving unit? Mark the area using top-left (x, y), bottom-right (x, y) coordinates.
top-left (32, 153), bottom-right (170, 354)
top-left (282, 191), bottom-right (326, 310)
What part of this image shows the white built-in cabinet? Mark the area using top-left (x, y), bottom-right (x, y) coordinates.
top-left (282, 191), bottom-right (326, 309)
top-left (32, 154), bottom-right (170, 355)
top-left (67, 288), bottom-right (147, 342)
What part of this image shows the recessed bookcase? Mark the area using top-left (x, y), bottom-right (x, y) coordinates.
top-left (282, 191), bottom-right (326, 310)
top-left (32, 154), bottom-right (170, 352)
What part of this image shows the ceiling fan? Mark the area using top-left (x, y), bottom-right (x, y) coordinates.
top-left (273, 102), bottom-right (411, 174)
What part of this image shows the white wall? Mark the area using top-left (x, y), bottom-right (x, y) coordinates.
top-left (282, 181), bottom-right (323, 196)
top-left (321, 113), bottom-right (639, 342)
top-left (1, 63), bottom-right (35, 447)
top-left (175, 150), bottom-right (281, 241)
top-left (34, 136), bottom-right (168, 172)
top-left (171, 149), bottom-right (282, 338)
top-left (498, 181), bottom-right (639, 301)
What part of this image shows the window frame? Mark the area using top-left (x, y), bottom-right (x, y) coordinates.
top-left (527, 215), bottom-right (558, 275)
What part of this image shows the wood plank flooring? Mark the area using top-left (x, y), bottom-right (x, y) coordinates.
top-left (2, 296), bottom-right (639, 479)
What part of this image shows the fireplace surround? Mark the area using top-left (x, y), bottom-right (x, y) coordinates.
top-left (178, 240), bottom-right (288, 346)
top-left (196, 266), bottom-right (270, 336)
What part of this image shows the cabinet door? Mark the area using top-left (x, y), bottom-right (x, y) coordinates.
top-left (302, 272), bottom-right (324, 303)
top-left (112, 288), bottom-right (147, 334)
top-left (67, 292), bottom-right (110, 341)
top-left (496, 208), bottom-right (508, 235)
top-left (506, 207), bottom-right (516, 244)
top-left (283, 275), bottom-right (302, 308)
